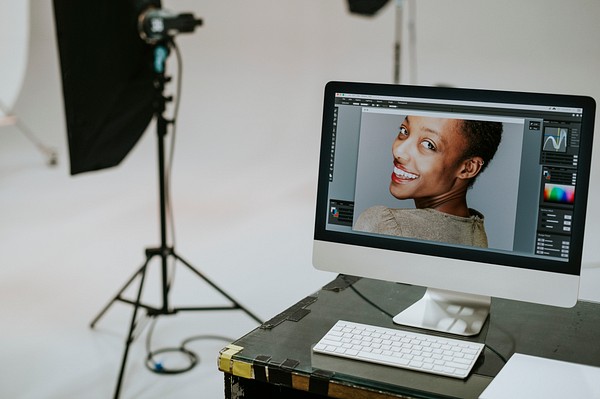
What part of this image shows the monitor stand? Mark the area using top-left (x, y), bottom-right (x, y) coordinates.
top-left (393, 288), bottom-right (491, 336)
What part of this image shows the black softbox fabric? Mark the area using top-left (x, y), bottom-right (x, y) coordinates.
top-left (52, 0), bottom-right (160, 175)
top-left (347, 0), bottom-right (390, 16)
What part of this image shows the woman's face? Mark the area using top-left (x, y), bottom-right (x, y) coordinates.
top-left (390, 116), bottom-right (468, 201)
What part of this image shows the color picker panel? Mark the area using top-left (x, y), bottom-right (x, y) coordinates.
top-left (544, 183), bottom-right (575, 204)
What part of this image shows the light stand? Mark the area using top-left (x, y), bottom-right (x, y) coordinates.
top-left (90, 39), bottom-right (262, 399)
top-left (393, 0), bottom-right (417, 85)
top-left (393, 0), bottom-right (404, 84)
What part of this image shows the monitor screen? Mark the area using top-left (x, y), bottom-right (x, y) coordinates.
top-left (313, 82), bottom-right (596, 336)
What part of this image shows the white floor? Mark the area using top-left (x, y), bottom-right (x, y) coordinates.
top-left (1, 125), bottom-right (338, 399)
top-left (3, 1), bottom-right (600, 398)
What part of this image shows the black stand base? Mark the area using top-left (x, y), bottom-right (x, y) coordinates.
top-left (90, 246), bottom-right (262, 399)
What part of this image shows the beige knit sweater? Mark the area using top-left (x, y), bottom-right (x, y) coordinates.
top-left (354, 206), bottom-right (488, 248)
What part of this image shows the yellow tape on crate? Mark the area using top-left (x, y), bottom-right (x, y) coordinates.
top-left (232, 358), bottom-right (253, 379)
top-left (218, 344), bottom-right (243, 373)
top-left (219, 344), bottom-right (253, 379)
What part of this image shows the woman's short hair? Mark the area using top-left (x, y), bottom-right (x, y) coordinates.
top-left (459, 120), bottom-right (503, 186)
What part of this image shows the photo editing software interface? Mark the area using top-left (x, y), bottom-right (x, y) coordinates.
top-left (322, 88), bottom-right (591, 269)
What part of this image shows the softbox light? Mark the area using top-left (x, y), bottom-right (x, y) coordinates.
top-left (53, 4), bottom-right (252, 397)
top-left (52, 0), bottom-right (160, 175)
top-left (347, 0), bottom-right (390, 16)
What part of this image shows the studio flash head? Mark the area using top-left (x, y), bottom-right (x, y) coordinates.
top-left (138, 7), bottom-right (202, 44)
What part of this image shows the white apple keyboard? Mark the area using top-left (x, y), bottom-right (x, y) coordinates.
top-left (313, 320), bottom-right (484, 379)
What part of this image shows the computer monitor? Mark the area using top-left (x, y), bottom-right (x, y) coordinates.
top-left (313, 81), bottom-right (596, 336)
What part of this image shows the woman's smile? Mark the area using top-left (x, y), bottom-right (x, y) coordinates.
top-left (391, 163), bottom-right (419, 184)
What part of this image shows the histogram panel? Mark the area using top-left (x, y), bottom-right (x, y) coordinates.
top-left (543, 127), bottom-right (568, 153)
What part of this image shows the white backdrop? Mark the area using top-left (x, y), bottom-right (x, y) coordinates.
top-left (0, 2), bottom-right (29, 109)
top-left (5, 0), bottom-right (600, 285)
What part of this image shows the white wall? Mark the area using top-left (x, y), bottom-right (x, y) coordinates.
top-left (7, 0), bottom-right (600, 282)
top-left (163, 0), bottom-right (600, 264)
top-left (408, 0), bottom-right (600, 267)
top-left (0, 2), bottom-right (29, 109)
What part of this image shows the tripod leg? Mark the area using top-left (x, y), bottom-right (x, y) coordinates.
top-left (113, 260), bottom-right (149, 399)
top-left (90, 257), bottom-right (152, 329)
top-left (173, 252), bottom-right (263, 324)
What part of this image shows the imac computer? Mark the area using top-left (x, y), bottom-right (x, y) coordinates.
top-left (313, 81), bottom-right (596, 336)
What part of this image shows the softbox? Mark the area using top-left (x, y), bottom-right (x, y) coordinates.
top-left (347, 0), bottom-right (390, 16)
top-left (52, 0), bottom-right (160, 175)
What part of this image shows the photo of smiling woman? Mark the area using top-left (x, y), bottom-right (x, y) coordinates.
top-left (354, 115), bottom-right (503, 248)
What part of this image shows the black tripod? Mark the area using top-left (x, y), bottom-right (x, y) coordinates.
top-left (90, 42), bottom-right (262, 399)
